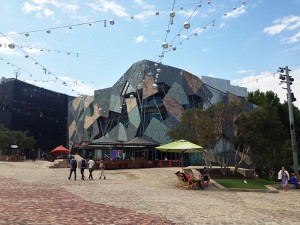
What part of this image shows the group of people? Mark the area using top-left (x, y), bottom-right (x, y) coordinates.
top-left (68, 156), bottom-right (106, 181)
top-left (176, 167), bottom-right (211, 190)
top-left (278, 166), bottom-right (300, 192)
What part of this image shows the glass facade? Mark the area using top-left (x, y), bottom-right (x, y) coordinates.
top-left (0, 78), bottom-right (70, 158)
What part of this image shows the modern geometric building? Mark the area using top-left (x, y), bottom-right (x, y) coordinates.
top-left (0, 77), bottom-right (70, 158)
top-left (68, 59), bottom-right (254, 160)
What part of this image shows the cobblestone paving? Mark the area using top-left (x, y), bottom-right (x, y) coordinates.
top-left (0, 177), bottom-right (175, 225)
top-left (1, 161), bottom-right (300, 225)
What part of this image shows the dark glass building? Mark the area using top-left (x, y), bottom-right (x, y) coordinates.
top-left (0, 77), bottom-right (70, 158)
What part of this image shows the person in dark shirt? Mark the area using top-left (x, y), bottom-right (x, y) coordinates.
top-left (80, 158), bottom-right (86, 180)
top-left (68, 156), bottom-right (77, 180)
top-left (201, 167), bottom-right (210, 186)
top-left (290, 173), bottom-right (299, 189)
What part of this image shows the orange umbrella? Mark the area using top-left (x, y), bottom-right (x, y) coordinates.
top-left (50, 145), bottom-right (70, 154)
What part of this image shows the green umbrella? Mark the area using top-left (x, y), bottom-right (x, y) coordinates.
top-left (156, 140), bottom-right (204, 171)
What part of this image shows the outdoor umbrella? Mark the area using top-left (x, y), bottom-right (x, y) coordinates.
top-left (156, 140), bottom-right (204, 171)
top-left (50, 145), bottom-right (70, 154)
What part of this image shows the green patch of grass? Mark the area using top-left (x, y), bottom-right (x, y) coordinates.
top-left (213, 179), bottom-right (278, 189)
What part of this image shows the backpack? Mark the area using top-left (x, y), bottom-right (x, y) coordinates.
top-left (81, 159), bottom-right (86, 168)
top-left (71, 159), bottom-right (77, 169)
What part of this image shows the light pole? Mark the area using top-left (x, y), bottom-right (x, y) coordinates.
top-left (279, 66), bottom-right (298, 173)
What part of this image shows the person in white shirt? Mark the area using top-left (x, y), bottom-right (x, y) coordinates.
top-left (88, 157), bottom-right (95, 180)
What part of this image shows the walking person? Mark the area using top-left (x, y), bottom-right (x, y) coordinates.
top-left (278, 166), bottom-right (289, 192)
top-left (32, 149), bottom-right (36, 162)
top-left (68, 156), bottom-right (77, 180)
top-left (88, 157), bottom-right (95, 180)
top-left (99, 157), bottom-right (106, 180)
top-left (80, 157), bottom-right (86, 180)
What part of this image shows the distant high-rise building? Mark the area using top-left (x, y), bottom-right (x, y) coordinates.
top-left (0, 77), bottom-right (71, 158)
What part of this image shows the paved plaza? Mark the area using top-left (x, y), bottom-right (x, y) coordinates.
top-left (0, 161), bottom-right (299, 225)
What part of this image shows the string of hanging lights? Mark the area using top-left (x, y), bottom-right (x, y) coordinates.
top-left (159, 0), bottom-right (206, 63)
top-left (238, 72), bottom-right (279, 86)
top-left (1, 1), bottom-right (210, 96)
top-left (1, 1), bottom-right (249, 96)
top-left (152, 0), bottom-right (247, 88)
top-left (152, 0), bottom-right (212, 87)
top-left (0, 56), bottom-right (34, 78)
top-left (0, 31), bottom-right (83, 96)
top-left (0, 55), bottom-right (108, 92)
top-left (158, 0), bottom-right (246, 62)
top-left (3, 2), bottom-right (206, 38)
top-left (0, 44), bottom-right (136, 61)
top-left (237, 63), bottom-right (300, 87)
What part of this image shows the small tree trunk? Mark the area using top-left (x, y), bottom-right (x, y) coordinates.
top-left (233, 144), bottom-right (250, 175)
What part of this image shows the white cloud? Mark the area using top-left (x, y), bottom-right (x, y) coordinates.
top-left (177, 9), bottom-right (198, 18)
top-left (134, 10), bottom-right (156, 21)
top-left (263, 24), bottom-right (287, 36)
top-left (237, 70), bottom-right (247, 74)
top-left (88, 0), bottom-right (128, 17)
top-left (223, 5), bottom-right (246, 19)
top-left (281, 31), bottom-right (300, 44)
top-left (181, 34), bottom-right (188, 39)
top-left (22, 2), bottom-right (42, 13)
top-left (264, 15), bottom-right (300, 44)
top-left (43, 8), bottom-right (54, 17)
top-left (22, 42), bottom-right (46, 55)
top-left (219, 22), bottom-right (225, 28)
top-left (50, 1), bottom-right (78, 14)
top-left (135, 35), bottom-right (146, 43)
top-left (22, 0), bottom-right (79, 18)
top-left (0, 37), bottom-right (18, 55)
top-left (59, 76), bottom-right (95, 96)
top-left (234, 69), bottom-right (300, 109)
top-left (192, 27), bottom-right (205, 35)
top-left (32, 0), bottom-right (47, 5)
top-left (133, 0), bottom-right (154, 10)
top-left (25, 76), bottom-right (95, 96)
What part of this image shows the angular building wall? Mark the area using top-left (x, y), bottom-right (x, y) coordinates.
top-left (68, 60), bottom-right (254, 148)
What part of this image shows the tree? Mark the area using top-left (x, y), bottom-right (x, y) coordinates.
top-left (248, 89), bottom-right (300, 141)
top-left (0, 123), bottom-right (36, 158)
top-left (234, 105), bottom-right (287, 177)
top-left (247, 90), bottom-right (281, 108)
top-left (205, 102), bottom-right (243, 172)
top-left (247, 89), bottom-right (300, 173)
top-left (168, 108), bottom-right (217, 167)
top-left (167, 108), bottom-right (216, 149)
top-left (168, 102), bottom-right (243, 172)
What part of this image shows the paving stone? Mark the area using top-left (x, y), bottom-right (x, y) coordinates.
top-left (0, 161), bottom-right (300, 225)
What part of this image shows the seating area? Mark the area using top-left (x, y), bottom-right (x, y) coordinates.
top-left (175, 169), bottom-right (202, 190)
top-left (101, 158), bottom-right (154, 170)
top-left (48, 159), bottom-right (70, 168)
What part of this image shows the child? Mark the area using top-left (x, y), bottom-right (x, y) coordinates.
top-left (290, 173), bottom-right (299, 189)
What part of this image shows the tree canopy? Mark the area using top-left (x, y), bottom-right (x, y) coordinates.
top-left (233, 105), bottom-right (287, 176)
top-left (167, 90), bottom-right (298, 176)
top-left (0, 123), bottom-right (36, 156)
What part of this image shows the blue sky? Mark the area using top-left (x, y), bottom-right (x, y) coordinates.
top-left (1, 0), bottom-right (300, 108)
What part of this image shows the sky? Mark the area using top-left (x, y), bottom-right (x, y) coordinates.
top-left (0, 0), bottom-right (300, 109)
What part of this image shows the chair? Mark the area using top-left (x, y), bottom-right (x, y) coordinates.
top-left (184, 169), bottom-right (204, 189)
top-left (183, 169), bottom-right (196, 179)
top-left (175, 171), bottom-right (199, 189)
top-left (175, 171), bottom-right (187, 188)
